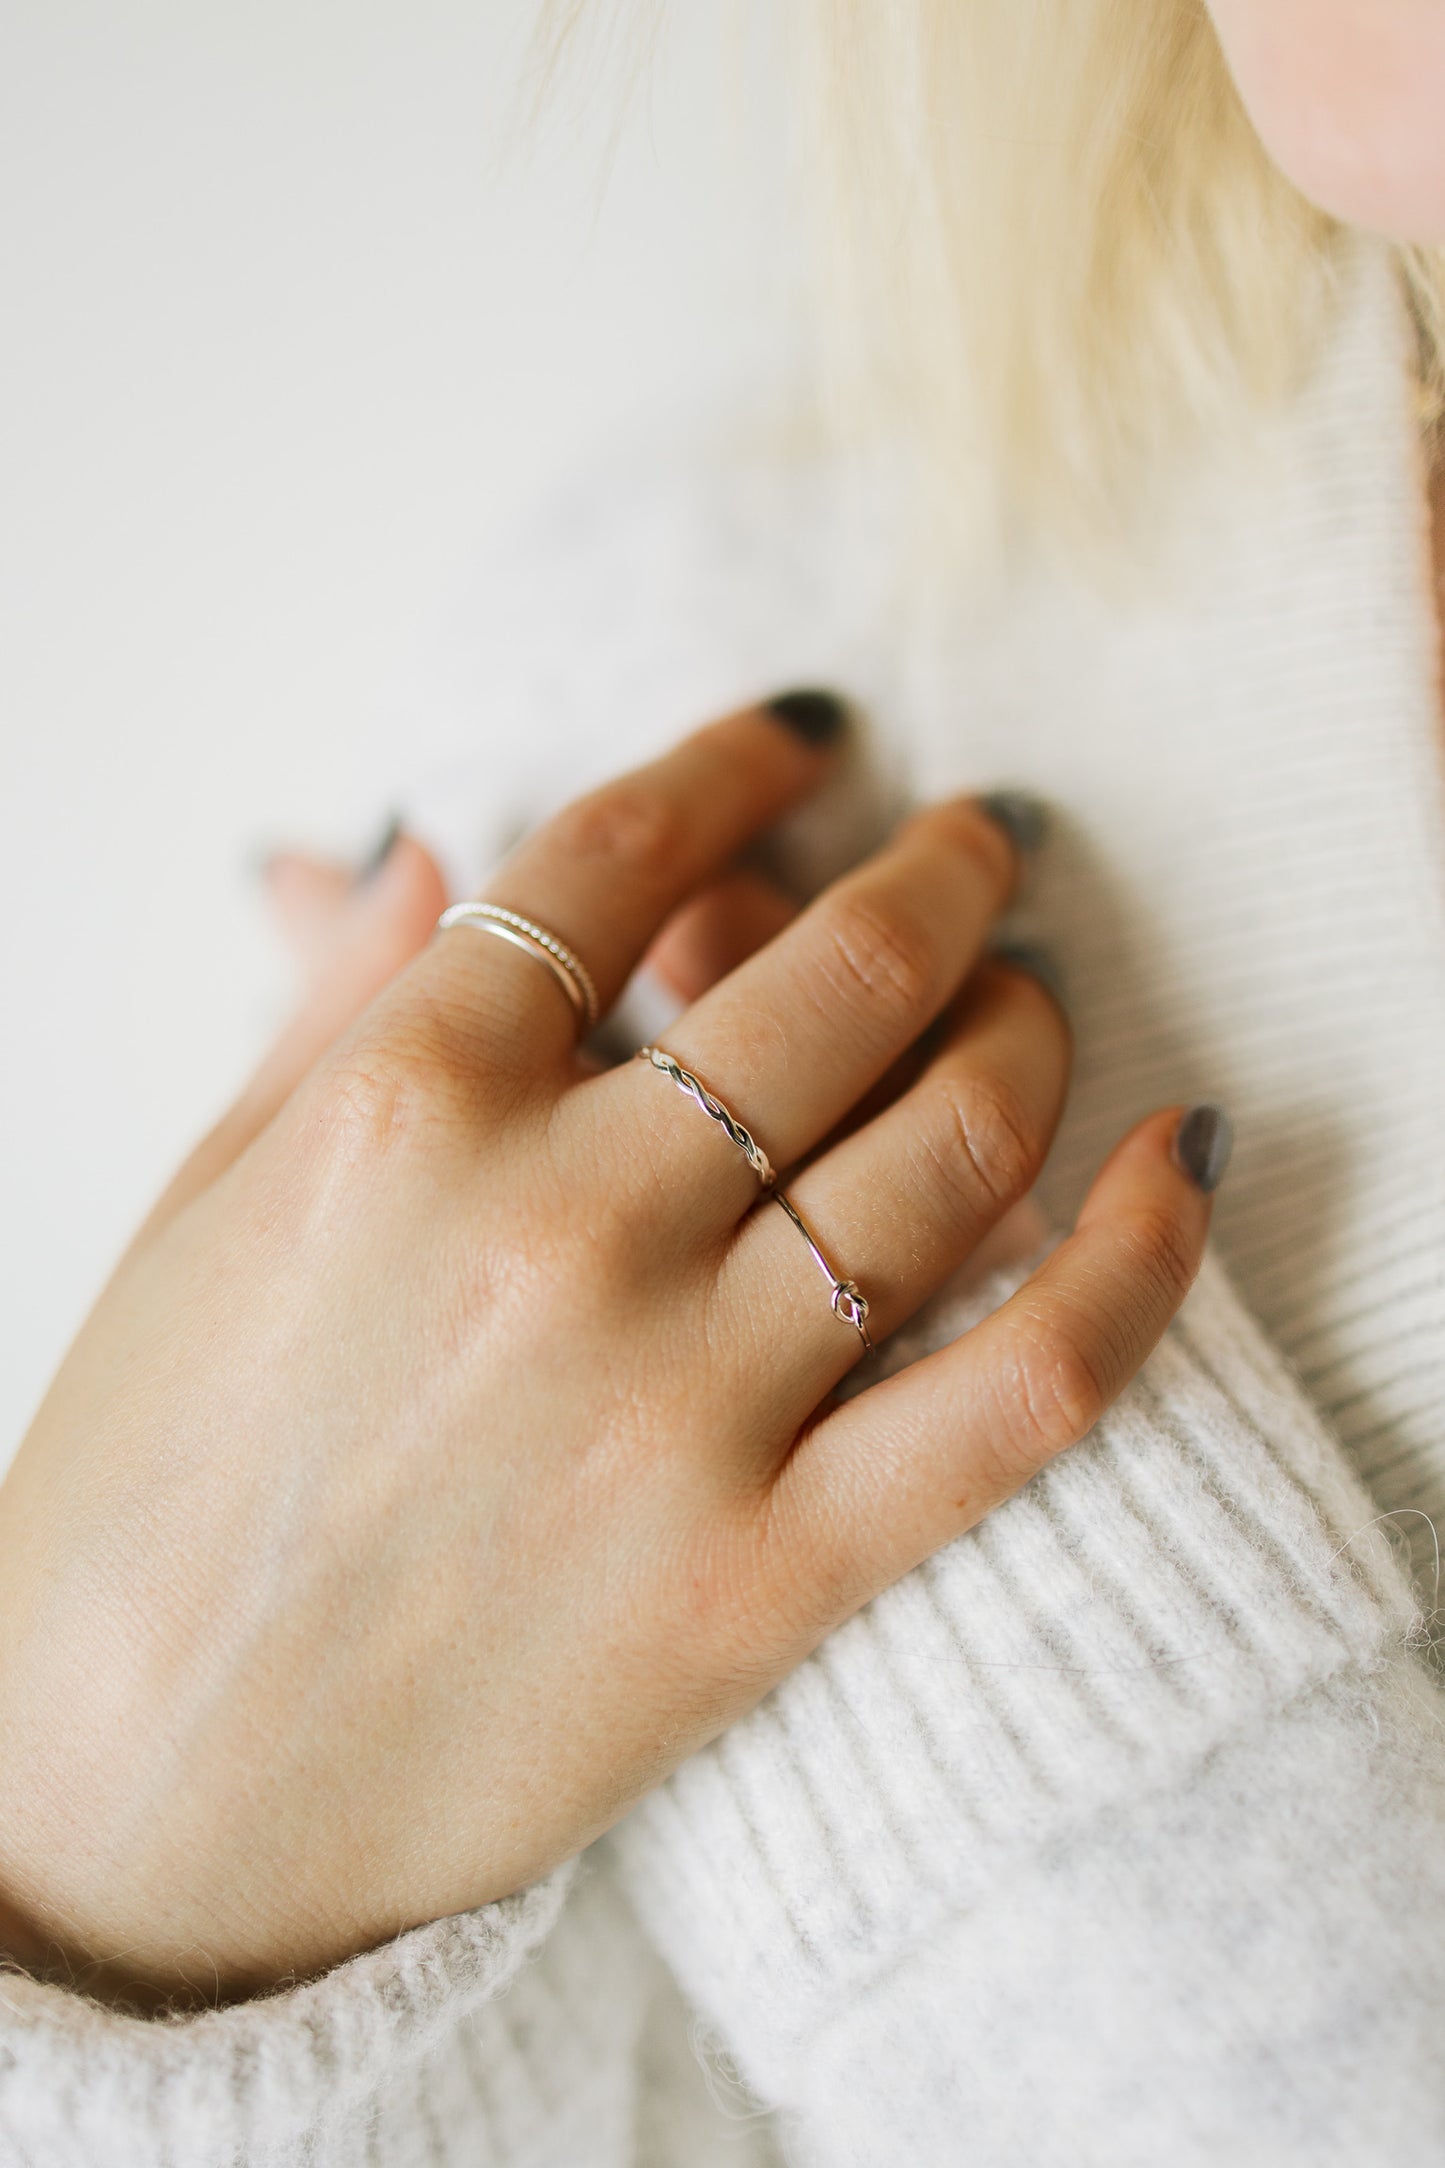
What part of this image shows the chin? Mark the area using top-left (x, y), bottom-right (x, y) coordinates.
top-left (1206, 0), bottom-right (1445, 242)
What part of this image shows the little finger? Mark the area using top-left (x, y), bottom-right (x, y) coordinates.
top-left (768, 1103), bottom-right (1231, 1606)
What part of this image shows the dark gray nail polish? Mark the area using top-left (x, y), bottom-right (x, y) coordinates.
top-left (355, 812), bottom-right (402, 886)
top-left (989, 940), bottom-right (1067, 1009)
top-left (764, 689), bottom-right (849, 745)
top-left (979, 790), bottom-right (1049, 854)
top-left (1173, 1103), bottom-right (1233, 1194)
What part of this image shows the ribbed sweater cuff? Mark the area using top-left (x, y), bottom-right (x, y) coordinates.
top-left (611, 1251), bottom-right (1418, 2076)
top-left (0, 1863), bottom-right (572, 2164)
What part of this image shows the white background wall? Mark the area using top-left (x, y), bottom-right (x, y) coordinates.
top-left (0, 1), bottom-right (798, 1451)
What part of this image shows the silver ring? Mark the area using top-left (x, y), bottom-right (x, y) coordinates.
top-left (635, 1046), bottom-right (776, 1189)
top-left (437, 903), bottom-right (600, 1033)
top-left (772, 1189), bottom-right (873, 1353)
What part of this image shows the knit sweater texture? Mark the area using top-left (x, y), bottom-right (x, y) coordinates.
top-left (3, 223), bottom-right (1445, 2166)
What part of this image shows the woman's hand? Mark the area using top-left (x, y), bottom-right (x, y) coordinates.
top-left (0, 701), bottom-right (1218, 2006)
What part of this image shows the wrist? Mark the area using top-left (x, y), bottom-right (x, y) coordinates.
top-left (0, 1688), bottom-right (273, 2011)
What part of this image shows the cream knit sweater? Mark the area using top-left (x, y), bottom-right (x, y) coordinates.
top-left (4, 224), bottom-right (1445, 2166)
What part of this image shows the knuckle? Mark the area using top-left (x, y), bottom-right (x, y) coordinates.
top-left (819, 891), bottom-right (942, 1027)
top-left (999, 1206), bottom-right (1200, 1481)
top-left (925, 1070), bottom-right (1041, 1221)
top-left (760, 1481), bottom-right (868, 1647)
top-left (724, 1479), bottom-right (856, 1666)
top-left (1010, 1320), bottom-right (1114, 1464)
top-left (1116, 1202), bottom-right (1200, 1314)
top-left (550, 779), bottom-right (685, 883)
top-left (317, 1029), bottom-right (452, 1161)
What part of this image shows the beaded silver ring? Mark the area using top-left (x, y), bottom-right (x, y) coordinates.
top-left (437, 902), bottom-right (600, 1034)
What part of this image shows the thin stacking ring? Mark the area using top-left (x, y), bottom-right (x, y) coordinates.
top-left (773, 1189), bottom-right (873, 1353)
top-left (437, 903), bottom-right (600, 1034)
top-left (635, 1046), bottom-right (776, 1189)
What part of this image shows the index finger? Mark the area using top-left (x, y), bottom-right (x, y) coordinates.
top-left (426, 692), bottom-right (848, 1064)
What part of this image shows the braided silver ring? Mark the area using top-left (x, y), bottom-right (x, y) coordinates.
top-left (437, 902), bottom-right (600, 1034)
top-left (635, 1046), bottom-right (776, 1189)
top-left (772, 1189), bottom-right (874, 1354)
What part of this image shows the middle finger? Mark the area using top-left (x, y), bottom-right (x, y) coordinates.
top-left (604, 795), bottom-right (1023, 1208)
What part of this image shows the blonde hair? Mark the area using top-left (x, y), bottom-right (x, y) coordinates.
top-left (541, 2), bottom-right (1445, 575)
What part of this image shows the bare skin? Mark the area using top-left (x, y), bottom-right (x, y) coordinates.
top-left (1205, 0), bottom-right (1445, 240)
top-left (4, 0), bottom-right (1440, 2031)
top-left (1201, 4), bottom-right (1445, 695)
top-left (0, 708), bottom-right (1212, 2008)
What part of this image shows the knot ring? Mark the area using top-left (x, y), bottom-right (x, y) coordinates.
top-left (773, 1190), bottom-right (874, 1354)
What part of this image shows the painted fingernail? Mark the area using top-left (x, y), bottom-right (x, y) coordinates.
top-left (1173, 1103), bottom-right (1233, 1194)
top-left (990, 940), bottom-right (1067, 1009)
top-left (979, 790), bottom-right (1049, 854)
top-left (354, 812), bottom-right (402, 886)
top-left (764, 688), bottom-right (849, 745)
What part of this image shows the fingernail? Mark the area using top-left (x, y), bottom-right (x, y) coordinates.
top-left (354, 812), bottom-right (402, 886)
top-left (1172, 1103), bottom-right (1233, 1194)
top-left (764, 688), bottom-right (849, 746)
top-left (989, 940), bottom-right (1068, 1009)
top-left (979, 790), bottom-right (1049, 854)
